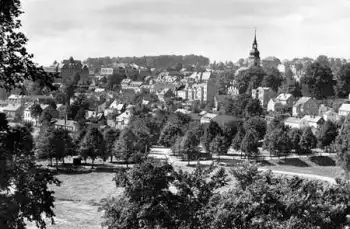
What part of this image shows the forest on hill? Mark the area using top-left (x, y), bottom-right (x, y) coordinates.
top-left (83, 55), bottom-right (210, 71)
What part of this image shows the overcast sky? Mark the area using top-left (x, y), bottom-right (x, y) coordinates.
top-left (21, 0), bottom-right (350, 65)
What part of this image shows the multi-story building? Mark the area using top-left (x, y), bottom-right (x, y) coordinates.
top-left (292, 97), bottom-right (319, 117)
top-left (44, 57), bottom-right (89, 85)
top-left (251, 87), bottom-right (276, 108)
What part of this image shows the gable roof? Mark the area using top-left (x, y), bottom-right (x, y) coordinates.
top-left (283, 117), bottom-right (302, 124)
top-left (294, 97), bottom-right (312, 107)
top-left (301, 115), bottom-right (324, 123)
top-left (339, 103), bottom-right (350, 112)
top-left (3, 104), bottom-right (22, 112)
top-left (201, 113), bottom-right (218, 120)
top-left (276, 93), bottom-right (293, 101)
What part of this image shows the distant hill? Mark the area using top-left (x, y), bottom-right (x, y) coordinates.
top-left (83, 55), bottom-right (210, 72)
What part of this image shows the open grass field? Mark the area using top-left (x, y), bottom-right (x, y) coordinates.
top-left (259, 155), bottom-right (342, 178)
top-left (27, 172), bottom-right (121, 229)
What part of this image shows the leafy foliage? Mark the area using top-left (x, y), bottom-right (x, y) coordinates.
top-left (335, 63), bottom-right (350, 98)
top-left (261, 67), bottom-right (283, 92)
top-left (36, 127), bottom-right (75, 166)
top-left (99, 160), bottom-right (229, 229)
top-left (299, 127), bottom-right (317, 154)
top-left (0, 121), bottom-right (60, 229)
top-left (202, 121), bottom-right (222, 152)
top-left (243, 117), bottom-right (266, 140)
top-left (234, 66), bottom-right (266, 94)
top-left (103, 128), bottom-right (120, 162)
top-left (335, 123), bottom-right (350, 179)
top-left (316, 120), bottom-right (338, 149)
top-left (300, 62), bottom-right (334, 99)
top-left (79, 126), bottom-right (105, 165)
top-left (265, 124), bottom-right (291, 157)
top-left (240, 131), bottom-right (260, 158)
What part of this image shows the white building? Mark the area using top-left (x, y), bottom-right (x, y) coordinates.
top-left (338, 104), bottom-right (350, 117)
top-left (200, 113), bottom-right (218, 124)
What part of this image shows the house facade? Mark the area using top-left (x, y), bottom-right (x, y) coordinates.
top-left (275, 93), bottom-right (295, 107)
top-left (267, 99), bottom-right (284, 113)
top-left (292, 97), bottom-right (318, 117)
top-left (301, 115), bottom-right (325, 129)
top-left (251, 87), bottom-right (276, 108)
top-left (338, 104), bottom-right (350, 117)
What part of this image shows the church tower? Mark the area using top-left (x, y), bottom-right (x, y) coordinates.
top-left (248, 29), bottom-right (260, 67)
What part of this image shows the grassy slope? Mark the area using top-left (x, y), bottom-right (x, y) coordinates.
top-left (259, 156), bottom-right (342, 178)
top-left (27, 172), bottom-right (120, 229)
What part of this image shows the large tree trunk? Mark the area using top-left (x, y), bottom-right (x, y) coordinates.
top-left (110, 155), bottom-right (113, 163)
top-left (55, 158), bottom-right (58, 171)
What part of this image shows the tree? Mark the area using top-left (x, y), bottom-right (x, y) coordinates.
top-left (0, 2), bottom-right (59, 226)
top-left (335, 63), bottom-right (350, 98)
top-left (80, 127), bottom-right (105, 166)
top-left (243, 117), bottom-right (266, 140)
top-left (261, 67), bottom-right (283, 92)
top-left (334, 123), bottom-right (350, 179)
top-left (288, 128), bottom-right (303, 153)
top-left (234, 66), bottom-right (266, 94)
top-left (300, 62), bottom-right (334, 99)
top-left (99, 159), bottom-right (229, 229)
top-left (107, 73), bottom-right (123, 90)
top-left (0, 1), bottom-right (55, 92)
top-left (181, 129), bottom-right (201, 164)
top-left (299, 127), bottom-right (317, 154)
top-left (240, 131), bottom-right (259, 158)
top-left (209, 134), bottom-right (228, 161)
top-left (232, 127), bottom-right (245, 151)
top-left (224, 94), bottom-right (252, 117)
top-left (158, 122), bottom-right (182, 147)
top-left (36, 127), bottom-right (75, 167)
top-left (39, 107), bottom-right (54, 125)
top-left (104, 128), bottom-right (120, 162)
top-left (114, 128), bottom-right (140, 166)
top-left (0, 122), bottom-right (60, 229)
top-left (265, 125), bottom-right (291, 158)
top-left (202, 121), bottom-right (222, 152)
top-left (245, 98), bottom-right (263, 118)
top-left (207, 162), bottom-right (350, 228)
top-left (316, 120), bottom-right (338, 150)
top-left (30, 103), bottom-right (43, 125)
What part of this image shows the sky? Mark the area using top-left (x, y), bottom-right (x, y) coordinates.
top-left (21, 0), bottom-right (350, 66)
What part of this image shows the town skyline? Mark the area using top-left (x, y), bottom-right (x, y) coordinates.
top-left (22, 0), bottom-right (350, 65)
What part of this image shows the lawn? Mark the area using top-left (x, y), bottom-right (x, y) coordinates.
top-left (27, 172), bottom-right (121, 229)
top-left (259, 156), bottom-right (342, 179)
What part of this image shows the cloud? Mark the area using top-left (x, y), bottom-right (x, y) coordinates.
top-left (20, 0), bottom-right (350, 65)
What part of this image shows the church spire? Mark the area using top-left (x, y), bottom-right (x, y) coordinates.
top-left (248, 28), bottom-right (260, 67)
top-left (253, 28), bottom-right (257, 47)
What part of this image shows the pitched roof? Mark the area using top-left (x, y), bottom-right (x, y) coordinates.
top-left (175, 109), bottom-right (191, 115)
top-left (54, 119), bottom-right (76, 127)
top-left (201, 72), bottom-right (212, 81)
top-left (276, 93), bottom-right (293, 101)
top-left (301, 115), bottom-right (324, 123)
top-left (3, 104), bottom-right (22, 112)
top-left (339, 103), bottom-right (350, 112)
top-left (283, 117), bottom-right (302, 124)
top-left (294, 97), bottom-right (312, 107)
top-left (202, 113), bottom-right (218, 120)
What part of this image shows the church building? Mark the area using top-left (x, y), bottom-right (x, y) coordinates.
top-left (248, 30), bottom-right (261, 67)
